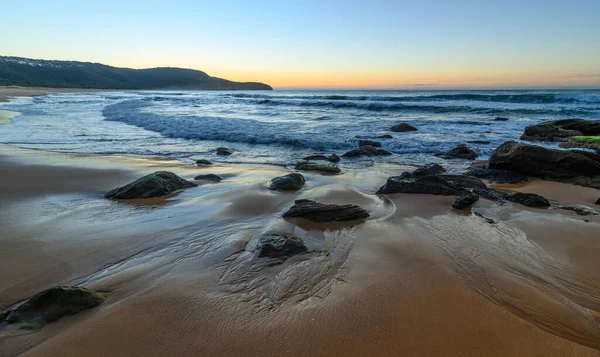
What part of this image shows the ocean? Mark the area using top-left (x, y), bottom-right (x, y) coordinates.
top-left (1, 89), bottom-right (599, 168)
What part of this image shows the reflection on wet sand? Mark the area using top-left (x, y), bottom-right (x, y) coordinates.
top-left (0, 147), bottom-right (599, 356)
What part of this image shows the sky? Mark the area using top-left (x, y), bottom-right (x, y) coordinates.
top-left (2, 0), bottom-right (600, 89)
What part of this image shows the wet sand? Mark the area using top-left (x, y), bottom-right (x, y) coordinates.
top-left (0, 146), bottom-right (599, 357)
top-left (0, 86), bottom-right (112, 103)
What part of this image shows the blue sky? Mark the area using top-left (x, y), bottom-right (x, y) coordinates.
top-left (2, 0), bottom-right (599, 88)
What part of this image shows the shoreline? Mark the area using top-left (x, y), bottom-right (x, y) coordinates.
top-left (0, 144), bottom-right (599, 356)
top-left (0, 86), bottom-right (118, 103)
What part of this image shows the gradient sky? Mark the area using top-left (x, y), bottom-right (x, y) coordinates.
top-left (2, 0), bottom-right (600, 89)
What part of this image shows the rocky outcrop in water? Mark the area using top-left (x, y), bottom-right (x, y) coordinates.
top-left (105, 171), bottom-right (197, 199)
top-left (390, 123), bottom-right (418, 132)
top-left (468, 140), bottom-right (491, 144)
top-left (452, 192), bottom-right (479, 210)
top-left (437, 144), bottom-right (479, 160)
top-left (283, 199), bottom-right (370, 222)
top-left (302, 154), bottom-right (340, 163)
top-left (0, 286), bottom-right (105, 330)
top-left (488, 141), bottom-right (600, 188)
top-left (194, 174), bottom-right (222, 182)
top-left (269, 173), bottom-right (305, 191)
top-left (559, 136), bottom-right (600, 152)
top-left (494, 117), bottom-right (509, 121)
top-left (558, 204), bottom-right (600, 216)
top-left (196, 159), bottom-right (213, 166)
top-left (520, 119), bottom-right (600, 142)
top-left (378, 134), bottom-right (393, 139)
top-left (376, 175), bottom-right (466, 196)
top-left (509, 192), bottom-right (550, 208)
top-left (466, 169), bottom-right (528, 184)
top-left (294, 161), bottom-right (341, 174)
top-left (358, 140), bottom-right (382, 147)
top-left (342, 145), bottom-right (392, 157)
top-left (216, 147), bottom-right (233, 155)
top-left (256, 234), bottom-right (308, 264)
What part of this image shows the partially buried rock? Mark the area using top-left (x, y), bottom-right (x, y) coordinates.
top-left (105, 171), bottom-right (197, 199)
top-left (473, 188), bottom-right (511, 203)
top-left (1, 286), bottom-right (105, 330)
top-left (390, 123), bottom-right (418, 132)
top-left (196, 159), bottom-right (213, 166)
top-left (596, 198), bottom-right (600, 205)
top-left (216, 147), bottom-right (233, 155)
top-left (452, 192), bottom-right (479, 210)
top-left (328, 154), bottom-right (340, 163)
top-left (377, 175), bottom-right (466, 196)
top-left (509, 192), bottom-right (550, 208)
top-left (283, 199), bottom-right (370, 222)
top-left (379, 134), bottom-right (393, 139)
top-left (358, 140), bottom-right (382, 147)
top-left (438, 144), bottom-right (479, 160)
top-left (441, 174), bottom-right (487, 190)
top-left (342, 145), bottom-right (392, 157)
top-left (269, 173), bottom-right (305, 191)
top-left (295, 161), bottom-right (341, 174)
top-left (302, 154), bottom-right (340, 163)
top-left (558, 204), bottom-right (600, 216)
top-left (256, 234), bottom-right (308, 264)
top-left (466, 169), bottom-right (528, 184)
top-left (194, 174), bottom-right (222, 182)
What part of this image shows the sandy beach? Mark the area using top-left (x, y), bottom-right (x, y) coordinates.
top-left (0, 139), bottom-right (599, 356)
top-left (0, 86), bottom-right (112, 103)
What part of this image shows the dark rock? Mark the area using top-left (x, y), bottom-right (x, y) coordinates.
top-left (469, 160), bottom-right (488, 170)
top-left (466, 169), bottom-right (528, 184)
top-left (376, 175), bottom-right (466, 196)
top-left (378, 134), bottom-right (393, 139)
top-left (467, 140), bottom-right (491, 144)
top-left (269, 173), bottom-right (305, 191)
top-left (438, 144), bottom-right (479, 160)
top-left (342, 145), bottom-right (392, 157)
top-left (2, 286), bottom-right (105, 330)
top-left (283, 199), bottom-right (370, 222)
top-left (358, 140), bottom-right (382, 147)
top-left (105, 171), bottom-right (197, 199)
top-left (294, 161), bottom-right (341, 174)
top-left (596, 198), bottom-right (600, 205)
top-left (441, 175), bottom-right (487, 190)
top-left (390, 123), bottom-right (418, 132)
top-left (302, 154), bottom-right (330, 161)
top-left (557, 204), bottom-right (599, 216)
top-left (414, 163), bottom-right (446, 176)
top-left (560, 136), bottom-right (600, 151)
top-left (473, 188), bottom-right (511, 203)
top-left (216, 147), bottom-right (233, 155)
top-left (520, 119), bottom-right (600, 142)
top-left (256, 234), bottom-right (308, 264)
top-left (473, 212), bottom-right (496, 224)
top-left (494, 117), bottom-right (509, 121)
top-left (452, 193), bottom-right (479, 210)
top-left (568, 150), bottom-right (600, 164)
top-left (194, 174), bottom-right (222, 182)
top-left (488, 142), bottom-right (600, 182)
top-left (196, 159), bottom-right (213, 166)
top-left (328, 154), bottom-right (340, 163)
top-left (509, 192), bottom-right (550, 208)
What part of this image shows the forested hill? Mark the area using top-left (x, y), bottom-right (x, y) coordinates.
top-left (0, 56), bottom-right (272, 90)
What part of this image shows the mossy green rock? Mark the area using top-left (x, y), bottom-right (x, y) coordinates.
top-left (269, 173), bottom-right (305, 191)
top-left (559, 136), bottom-right (600, 151)
top-left (3, 286), bottom-right (105, 330)
top-left (509, 192), bottom-right (550, 208)
top-left (105, 171), bottom-right (197, 199)
top-left (520, 119), bottom-right (600, 142)
top-left (294, 161), bottom-right (341, 174)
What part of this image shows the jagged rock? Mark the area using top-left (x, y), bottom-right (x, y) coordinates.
top-left (328, 154), bottom-right (340, 163)
top-left (509, 192), bottom-right (550, 208)
top-left (466, 169), bottom-right (528, 184)
top-left (196, 159), bottom-right (213, 166)
top-left (256, 234), bottom-right (308, 264)
top-left (358, 140), bottom-right (382, 147)
top-left (494, 117), bottom-right (509, 121)
top-left (520, 119), bottom-right (600, 142)
top-left (216, 147), bottom-right (233, 155)
top-left (397, 163), bottom-right (446, 181)
top-left (438, 144), bottom-right (479, 160)
top-left (557, 204), bottom-right (600, 216)
top-left (440, 175), bottom-right (487, 190)
top-left (194, 174), bottom-right (222, 182)
top-left (342, 145), bottom-right (392, 157)
top-left (488, 142), bottom-right (600, 183)
top-left (468, 140), bottom-right (491, 144)
top-left (390, 123), bottom-right (418, 132)
top-left (105, 171), bottom-right (197, 199)
top-left (282, 199), bottom-right (370, 222)
top-left (1, 286), bottom-right (105, 330)
top-left (294, 161), bottom-right (341, 174)
top-left (379, 134), bottom-right (393, 139)
top-left (269, 173), bottom-right (305, 191)
top-left (473, 188), bottom-right (511, 203)
top-left (376, 175), bottom-right (466, 196)
top-left (452, 193), bottom-right (479, 210)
